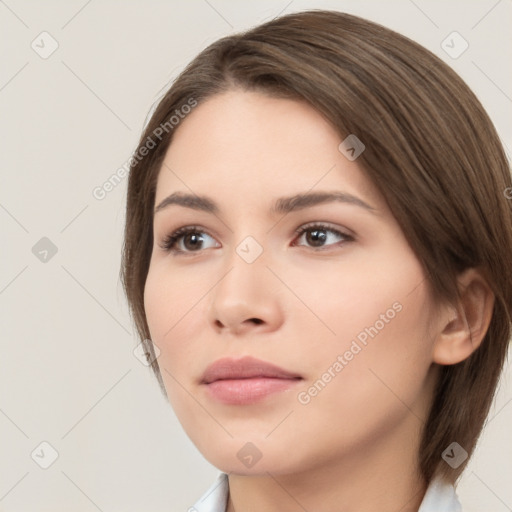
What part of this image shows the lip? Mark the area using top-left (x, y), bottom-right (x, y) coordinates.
top-left (201, 356), bottom-right (302, 405)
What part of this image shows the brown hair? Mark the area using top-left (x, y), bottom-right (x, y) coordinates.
top-left (121, 9), bottom-right (512, 485)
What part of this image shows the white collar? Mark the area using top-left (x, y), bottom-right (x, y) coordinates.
top-left (191, 472), bottom-right (462, 512)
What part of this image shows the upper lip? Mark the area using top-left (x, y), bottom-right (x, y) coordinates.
top-left (201, 356), bottom-right (302, 384)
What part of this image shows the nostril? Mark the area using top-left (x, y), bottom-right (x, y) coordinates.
top-left (214, 317), bottom-right (264, 329)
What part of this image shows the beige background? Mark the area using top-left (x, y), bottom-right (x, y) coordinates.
top-left (1, 1), bottom-right (511, 510)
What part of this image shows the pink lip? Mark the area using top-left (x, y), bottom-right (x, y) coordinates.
top-left (201, 356), bottom-right (302, 405)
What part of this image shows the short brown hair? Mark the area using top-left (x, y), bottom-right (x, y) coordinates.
top-left (121, 10), bottom-right (512, 485)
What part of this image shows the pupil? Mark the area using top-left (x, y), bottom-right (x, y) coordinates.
top-left (307, 229), bottom-right (326, 247)
top-left (185, 233), bottom-right (202, 250)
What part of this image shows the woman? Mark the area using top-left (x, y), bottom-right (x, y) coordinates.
top-left (121, 10), bottom-right (512, 511)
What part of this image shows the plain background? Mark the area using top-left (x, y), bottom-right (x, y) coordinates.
top-left (1, 1), bottom-right (511, 510)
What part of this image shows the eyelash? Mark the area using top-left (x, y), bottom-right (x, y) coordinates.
top-left (159, 225), bottom-right (212, 254)
top-left (159, 223), bottom-right (354, 255)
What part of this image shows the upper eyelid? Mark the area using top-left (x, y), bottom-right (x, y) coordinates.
top-left (162, 223), bottom-right (221, 241)
top-left (295, 221), bottom-right (352, 233)
top-left (161, 225), bottom-right (216, 245)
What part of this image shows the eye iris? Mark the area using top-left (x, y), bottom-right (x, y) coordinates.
top-left (306, 229), bottom-right (327, 247)
top-left (184, 232), bottom-right (203, 250)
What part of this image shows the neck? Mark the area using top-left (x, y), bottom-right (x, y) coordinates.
top-left (226, 413), bottom-right (428, 512)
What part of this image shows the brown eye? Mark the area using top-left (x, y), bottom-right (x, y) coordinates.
top-left (182, 232), bottom-right (205, 251)
top-left (294, 224), bottom-right (353, 249)
top-left (160, 227), bottom-right (220, 253)
top-left (305, 228), bottom-right (328, 247)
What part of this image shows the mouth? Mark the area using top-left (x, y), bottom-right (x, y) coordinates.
top-left (200, 356), bottom-right (303, 405)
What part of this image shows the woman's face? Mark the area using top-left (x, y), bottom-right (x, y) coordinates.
top-left (144, 89), bottom-right (441, 475)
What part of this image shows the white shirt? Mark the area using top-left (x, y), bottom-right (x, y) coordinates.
top-left (191, 472), bottom-right (462, 512)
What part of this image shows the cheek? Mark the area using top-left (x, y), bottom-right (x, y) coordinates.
top-left (143, 263), bottom-right (202, 370)
top-left (144, 257), bottom-right (207, 335)
top-left (289, 248), bottom-right (435, 404)
top-left (297, 278), bottom-right (435, 432)
top-left (144, 266), bottom-right (221, 443)
top-left (279, 246), bottom-right (429, 349)
top-left (289, 297), bottom-right (435, 464)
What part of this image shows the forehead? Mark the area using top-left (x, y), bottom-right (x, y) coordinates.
top-left (154, 90), bottom-right (383, 212)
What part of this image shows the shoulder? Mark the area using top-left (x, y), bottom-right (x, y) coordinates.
top-left (190, 473), bottom-right (229, 512)
top-left (418, 477), bottom-right (462, 512)
top-left (190, 473), bottom-right (462, 512)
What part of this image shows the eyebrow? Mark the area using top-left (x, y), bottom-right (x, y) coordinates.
top-left (153, 191), bottom-right (376, 216)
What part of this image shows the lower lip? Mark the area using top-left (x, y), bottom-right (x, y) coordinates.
top-left (204, 377), bottom-right (301, 405)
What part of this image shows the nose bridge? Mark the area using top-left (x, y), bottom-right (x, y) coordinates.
top-left (208, 231), bottom-right (283, 332)
top-left (216, 233), bottom-right (269, 302)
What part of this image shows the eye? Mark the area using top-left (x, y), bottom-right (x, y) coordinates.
top-left (292, 223), bottom-right (353, 249)
top-left (159, 226), bottom-right (220, 254)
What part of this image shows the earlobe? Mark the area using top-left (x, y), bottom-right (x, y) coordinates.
top-left (432, 268), bottom-right (495, 365)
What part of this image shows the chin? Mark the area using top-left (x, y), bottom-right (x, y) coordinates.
top-left (199, 441), bottom-right (304, 477)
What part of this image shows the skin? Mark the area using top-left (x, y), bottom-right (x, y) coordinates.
top-left (144, 90), bottom-right (493, 512)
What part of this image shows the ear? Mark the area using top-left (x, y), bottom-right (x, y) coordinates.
top-left (432, 268), bottom-right (495, 365)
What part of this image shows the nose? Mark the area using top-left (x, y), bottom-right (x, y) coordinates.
top-left (208, 247), bottom-right (284, 336)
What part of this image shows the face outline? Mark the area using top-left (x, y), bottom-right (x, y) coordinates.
top-left (143, 89), bottom-right (442, 478)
